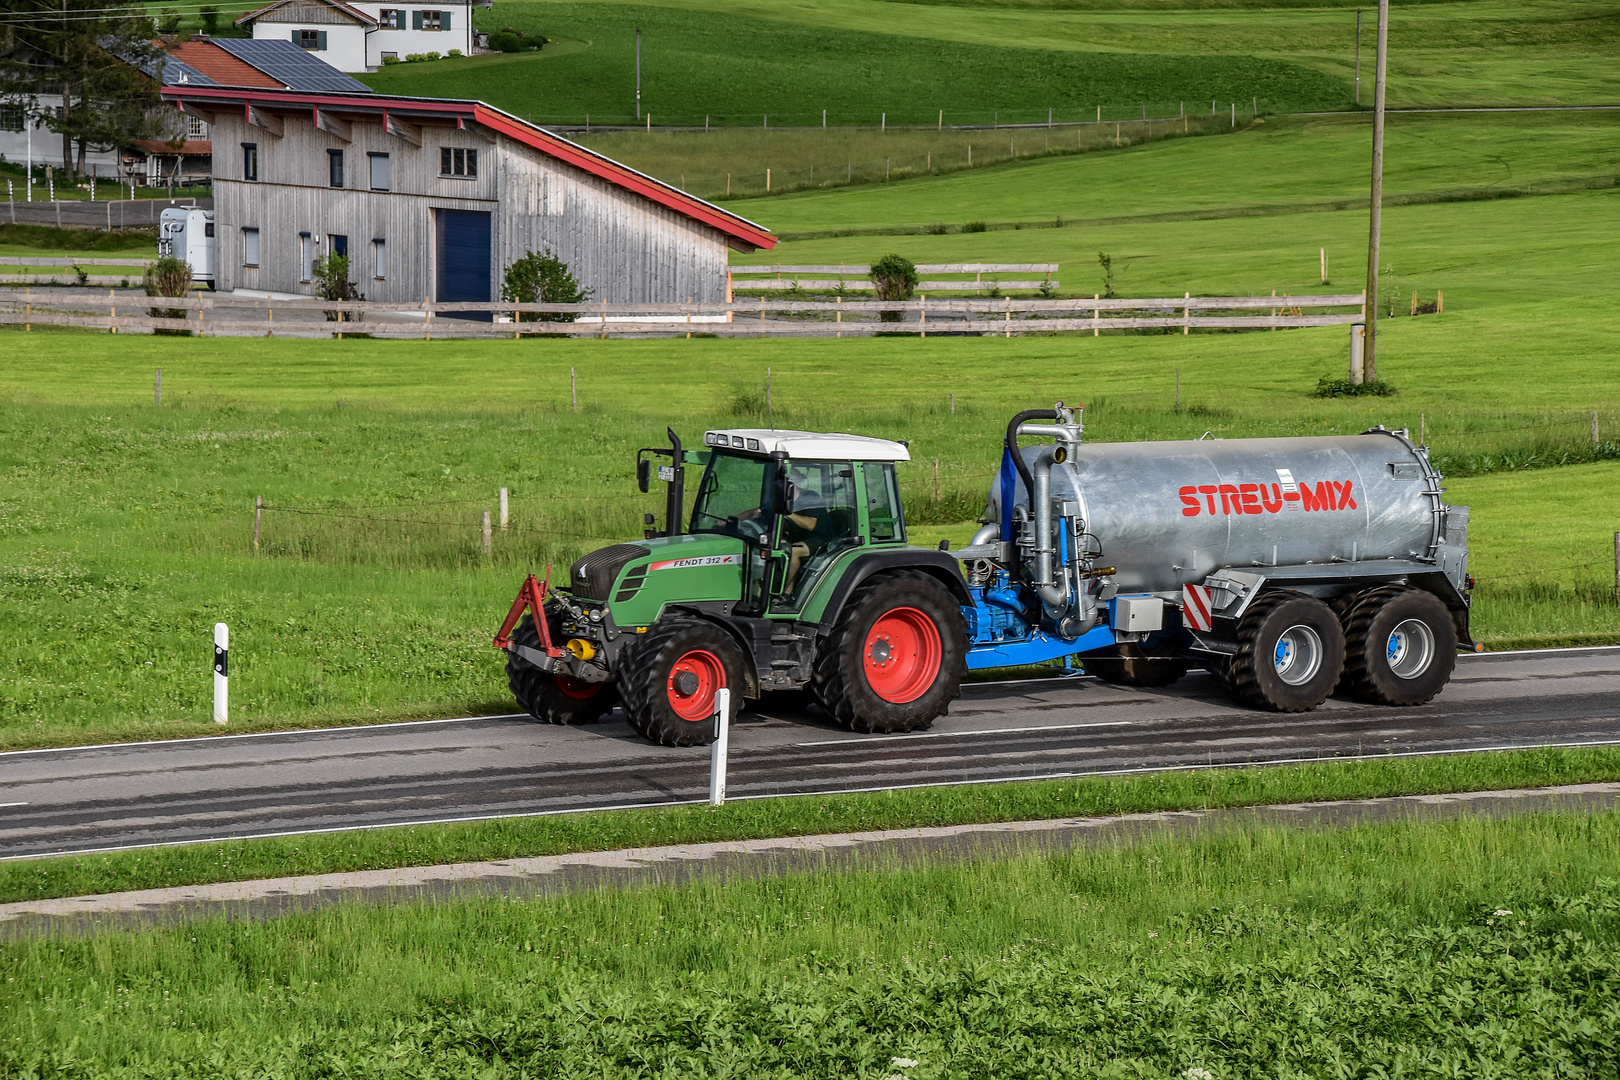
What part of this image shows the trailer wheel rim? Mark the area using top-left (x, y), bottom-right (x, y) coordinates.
top-left (1386, 618), bottom-right (1435, 679)
top-left (864, 607), bottom-right (942, 704)
top-left (667, 649), bottom-right (725, 721)
top-left (1272, 624), bottom-right (1323, 686)
top-left (554, 675), bottom-right (602, 701)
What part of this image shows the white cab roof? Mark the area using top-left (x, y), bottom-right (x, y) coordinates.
top-left (701, 428), bottom-right (911, 462)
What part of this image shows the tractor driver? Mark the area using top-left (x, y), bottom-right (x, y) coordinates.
top-left (778, 463), bottom-right (859, 591)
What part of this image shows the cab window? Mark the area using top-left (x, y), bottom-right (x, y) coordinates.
top-left (862, 461), bottom-right (904, 542)
top-left (689, 452), bottom-right (773, 542)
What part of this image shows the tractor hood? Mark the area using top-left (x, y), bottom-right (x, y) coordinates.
top-left (585, 532), bottom-right (751, 620)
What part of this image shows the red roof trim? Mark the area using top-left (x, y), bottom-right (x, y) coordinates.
top-left (160, 86), bottom-right (776, 250)
top-left (472, 106), bottom-right (775, 251)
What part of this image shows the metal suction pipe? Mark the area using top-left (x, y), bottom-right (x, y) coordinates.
top-left (969, 522), bottom-right (1000, 546)
top-left (1031, 450), bottom-right (1068, 609)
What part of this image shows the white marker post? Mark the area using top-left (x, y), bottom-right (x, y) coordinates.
top-left (213, 623), bottom-right (229, 725)
top-left (709, 687), bottom-right (731, 806)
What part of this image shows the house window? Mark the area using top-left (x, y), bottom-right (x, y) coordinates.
top-left (439, 147), bottom-right (477, 177)
top-left (327, 148), bottom-right (344, 188)
top-left (378, 8), bottom-right (401, 27)
top-left (298, 28), bottom-right (327, 50)
top-left (0, 105), bottom-right (23, 132)
top-left (299, 232), bottom-right (314, 282)
top-left (368, 152), bottom-right (389, 191)
top-left (186, 114), bottom-right (207, 138)
top-left (372, 238), bottom-right (386, 280)
top-left (242, 142), bottom-right (258, 181)
top-left (242, 227), bottom-right (260, 267)
top-left (413, 9), bottom-right (447, 30)
top-left (329, 234), bottom-right (348, 259)
top-left (380, 50), bottom-right (397, 61)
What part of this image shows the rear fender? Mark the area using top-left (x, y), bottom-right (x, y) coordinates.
top-left (809, 549), bottom-right (972, 633)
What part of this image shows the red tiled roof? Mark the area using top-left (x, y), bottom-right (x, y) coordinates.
top-left (166, 39), bottom-right (286, 88)
top-left (159, 86), bottom-right (777, 251)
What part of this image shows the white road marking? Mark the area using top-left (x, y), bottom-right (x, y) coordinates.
top-left (794, 720), bottom-right (1134, 747)
top-left (0, 802), bottom-right (27, 809)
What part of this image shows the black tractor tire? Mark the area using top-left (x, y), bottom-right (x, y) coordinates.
top-left (1223, 592), bottom-right (1346, 713)
top-left (1339, 587), bottom-right (1457, 706)
top-left (619, 618), bottom-right (746, 747)
top-left (1084, 642), bottom-right (1192, 688)
top-left (811, 570), bottom-right (966, 734)
top-left (506, 614), bottom-right (618, 725)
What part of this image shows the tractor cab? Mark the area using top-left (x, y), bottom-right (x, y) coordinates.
top-left (686, 429), bottom-right (910, 616)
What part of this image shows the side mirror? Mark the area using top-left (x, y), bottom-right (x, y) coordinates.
top-left (636, 458), bottom-right (650, 494)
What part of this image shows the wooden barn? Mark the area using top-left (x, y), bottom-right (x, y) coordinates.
top-left (158, 84), bottom-right (775, 305)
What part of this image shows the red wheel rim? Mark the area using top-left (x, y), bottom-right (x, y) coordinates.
top-left (863, 606), bottom-right (942, 704)
top-left (666, 649), bottom-right (726, 722)
top-left (554, 675), bottom-right (602, 701)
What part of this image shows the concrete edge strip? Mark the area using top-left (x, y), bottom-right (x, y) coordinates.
top-left (5, 782), bottom-right (1618, 926)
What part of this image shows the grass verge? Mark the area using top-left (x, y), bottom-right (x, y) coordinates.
top-left (4, 808), bottom-right (1618, 1075)
top-left (5, 744), bottom-right (1619, 904)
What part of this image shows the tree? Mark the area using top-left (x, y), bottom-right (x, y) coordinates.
top-left (869, 253), bottom-right (917, 324)
top-left (143, 254), bottom-right (191, 330)
top-left (0, 0), bottom-right (165, 179)
top-left (502, 249), bottom-right (589, 322)
top-left (313, 252), bottom-right (364, 321)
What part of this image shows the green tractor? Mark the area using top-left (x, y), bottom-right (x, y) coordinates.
top-left (494, 427), bottom-right (971, 745)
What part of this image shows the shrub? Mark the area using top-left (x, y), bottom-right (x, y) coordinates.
top-left (1312, 374), bottom-right (1397, 398)
top-left (447, 48), bottom-right (462, 57)
top-left (313, 253), bottom-right (365, 321)
top-left (963, 220), bottom-right (987, 233)
top-left (404, 52), bottom-right (440, 62)
top-left (502, 249), bottom-right (589, 322)
top-left (869, 254), bottom-right (917, 301)
top-left (488, 29), bottom-right (544, 52)
top-left (382, 55), bottom-right (402, 65)
top-left (1097, 251), bottom-right (1117, 298)
top-left (143, 255), bottom-right (191, 330)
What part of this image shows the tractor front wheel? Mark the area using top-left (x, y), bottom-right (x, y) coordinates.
top-left (506, 614), bottom-right (618, 724)
top-left (812, 570), bottom-right (966, 734)
top-left (620, 618), bottom-right (746, 746)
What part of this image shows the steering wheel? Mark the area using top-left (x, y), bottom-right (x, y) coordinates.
top-left (729, 516), bottom-right (767, 541)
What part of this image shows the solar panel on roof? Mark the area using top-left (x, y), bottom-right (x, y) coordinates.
top-left (213, 38), bottom-right (373, 93)
top-left (160, 59), bottom-right (219, 86)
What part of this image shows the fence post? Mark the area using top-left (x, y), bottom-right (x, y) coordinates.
top-left (1594, 411), bottom-right (1601, 447)
top-left (109, 290), bottom-right (116, 334)
top-left (1093, 294), bottom-right (1100, 337)
top-left (1183, 291), bottom-right (1190, 336)
top-left (482, 510), bottom-right (493, 559)
top-left (155, 368), bottom-right (162, 406)
top-left (213, 623), bottom-right (229, 725)
top-left (709, 687), bottom-right (731, 806)
top-left (424, 296), bottom-right (432, 341)
top-left (571, 366), bottom-right (578, 412)
top-left (950, 391), bottom-right (955, 415)
top-left (1614, 532), bottom-right (1620, 606)
top-left (1350, 324), bottom-right (1366, 385)
top-left (500, 487), bottom-right (509, 529)
top-left (253, 495), bottom-right (262, 553)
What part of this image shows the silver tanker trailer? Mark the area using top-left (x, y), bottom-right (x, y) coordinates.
top-left (952, 404), bottom-right (1472, 712)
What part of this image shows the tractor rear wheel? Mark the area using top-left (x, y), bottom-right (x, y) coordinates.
top-left (506, 614), bottom-right (618, 725)
top-left (812, 570), bottom-right (965, 734)
top-left (1339, 587), bottom-right (1456, 706)
top-left (620, 618), bottom-right (745, 747)
top-left (1223, 593), bottom-right (1345, 713)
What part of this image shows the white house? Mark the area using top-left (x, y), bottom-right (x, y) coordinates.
top-left (235, 0), bottom-right (481, 72)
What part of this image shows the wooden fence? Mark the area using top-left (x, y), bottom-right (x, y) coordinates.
top-left (0, 290), bottom-right (1366, 338)
top-left (0, 255), bottom-right (157, 288)
top-left (730, 263), bottom-right (1059, 292)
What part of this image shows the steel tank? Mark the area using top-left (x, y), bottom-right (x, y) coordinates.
top-left (989, 429), bottom-right (1449, 594)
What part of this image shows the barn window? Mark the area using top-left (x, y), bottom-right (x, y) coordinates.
top-left (368, 152), bottom-right (390, 191)
top-left (328, 149), bottom-right (344, 188)
top-left (242, 227), bottom-right (260, 267)
top-left (297, 29), bottom-right (327, 50)
top-left (439, 147), bottom-right (477, 177)
top-left (372, 238), bottom-right (386, 280)
top-left (378, 8), bottom-right (401, 27)
top-left (242, 143), bottom-right (258, 181)
top-left (299, 233), bottom-right (314, 282)
top-left (187, 114), bottom-right (207, 138)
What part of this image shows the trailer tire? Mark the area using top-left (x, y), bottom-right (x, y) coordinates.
top-left (506, 614), bottom-right (618, 725)
top-left (812, 570), bottom-right (965, 734)
top-left (1084, 642), bottom-right (1191, 687)
top-left (1224, 593), bottom-right (1345, 712)
top-left (1340, 587), bottom-right (1456, 706)
top-left (620, 618), bottom-right (745, 747)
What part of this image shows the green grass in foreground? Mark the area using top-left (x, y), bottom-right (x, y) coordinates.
top-left (5, 745), bottom-right (1618, 903)
top-left (5, 810), bottom-right (1619, 1076)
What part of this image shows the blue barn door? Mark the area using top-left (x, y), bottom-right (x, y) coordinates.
top-left (435, 209), bottom-right (492, 320)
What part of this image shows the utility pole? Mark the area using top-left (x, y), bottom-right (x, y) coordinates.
top-left (635, 28), bottom-right (642, 120)
top-left (1363, 0), bottom-right (1389, 384)
top-left (1355, 10), bottom-right (1363, 106)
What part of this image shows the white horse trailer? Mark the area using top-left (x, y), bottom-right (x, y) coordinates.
top-left (157, 207), bottom-right (215, 288)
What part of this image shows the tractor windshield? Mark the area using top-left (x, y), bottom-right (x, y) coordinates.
top-left (689, 452), bottom-right (775, 542)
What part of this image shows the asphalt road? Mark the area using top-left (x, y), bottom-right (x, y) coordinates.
top-left (3, 646), bottom-right (1618, 859)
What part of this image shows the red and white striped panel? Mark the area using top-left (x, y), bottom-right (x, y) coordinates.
top-left (1182, 584), bottom-right (1214, 632)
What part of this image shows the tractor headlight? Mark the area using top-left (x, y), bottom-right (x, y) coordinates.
top-left (588, 609), bottom-right (603, 622)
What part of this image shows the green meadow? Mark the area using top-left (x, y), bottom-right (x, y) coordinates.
top-left (4, 812), bottom-right (1619, 1077)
